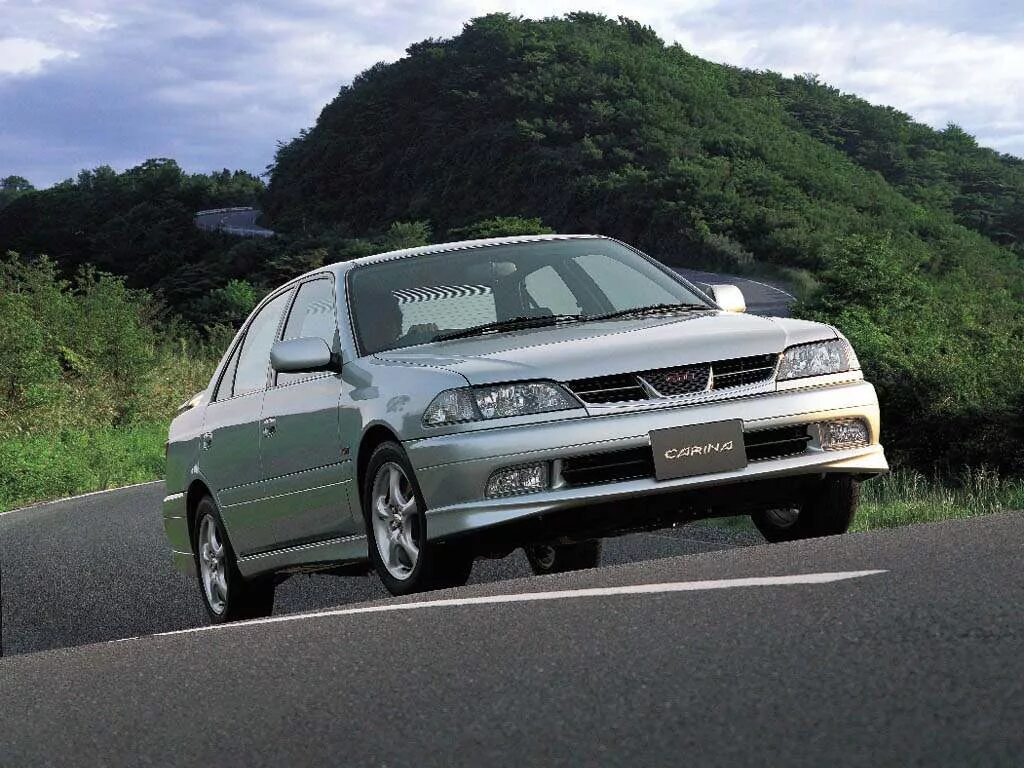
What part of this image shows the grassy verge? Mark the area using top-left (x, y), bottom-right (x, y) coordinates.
top-left (853, 468), bottom-right (1024, 531)
top-left (0, 422), bottom-right (168, 514)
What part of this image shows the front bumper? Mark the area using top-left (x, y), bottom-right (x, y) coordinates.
top-left (405, 380), bottom-right (887, 540)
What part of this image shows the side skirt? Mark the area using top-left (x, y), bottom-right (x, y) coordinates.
top-left (236, 534), bottom-right (368, 578)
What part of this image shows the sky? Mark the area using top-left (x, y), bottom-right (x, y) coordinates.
top-left (1, 0), bottom-right (1022, 187)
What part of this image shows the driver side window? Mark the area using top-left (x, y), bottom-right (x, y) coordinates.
top-left (232, 290), bottom-right (293, 397)
top-left (277, 278), bottom-right (338, 385)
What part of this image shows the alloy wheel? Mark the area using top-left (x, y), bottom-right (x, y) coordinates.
top-left (198, 515), bottom-right (228, 614)
top-left (370, 461), bottom-right (422, 580)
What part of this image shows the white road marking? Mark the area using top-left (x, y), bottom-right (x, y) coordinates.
top-left (127, 570), bottom-right (885, 642)
top-left (735, 276), bottom-right (796, 301)
top-left (0, 479), bottom-right (164, 517)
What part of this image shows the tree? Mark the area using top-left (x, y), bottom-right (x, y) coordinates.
top-left (0, 176), bottom-right (34, 210)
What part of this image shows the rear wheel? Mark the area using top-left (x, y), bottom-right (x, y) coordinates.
top-left (525, 540), bottom-right (602, 575)
top-left (193, 496), bottom-right (274, 623)
top-left (752, 476), bottom-right (859, 542)
top-left (363, 441), bottom-right (474, 596)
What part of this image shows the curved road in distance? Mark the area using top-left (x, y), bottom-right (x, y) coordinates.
top-left (2, 512), bottom-right (1022, 766)
top-left (676, 268), bottom-right (795, 317)
top-left (194, 207), bottom-right (275, 237)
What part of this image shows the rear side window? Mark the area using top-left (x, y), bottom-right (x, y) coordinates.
top-left (233, 290), bottom-right (293, 397)
top-left (277, 278), bottom-right (337, 385)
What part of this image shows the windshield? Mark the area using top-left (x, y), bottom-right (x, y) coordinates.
top-left (348, 238), bottom-right (709, 354)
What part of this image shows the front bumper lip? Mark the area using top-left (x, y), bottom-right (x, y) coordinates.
top-left (405, 379), bottom-right (887, 540)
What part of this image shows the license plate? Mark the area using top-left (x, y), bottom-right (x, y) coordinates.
top-left (650, 420), bottom-right (747, 480)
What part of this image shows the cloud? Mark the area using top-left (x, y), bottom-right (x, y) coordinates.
top-left (58, 11), bottom-right (116, 33)
top-left (666, 16), bottom-right (1024, 157)
top-left (0, 37), bottom-right (76, 76)
top-left (0, 0), bottom-right (1022, 187)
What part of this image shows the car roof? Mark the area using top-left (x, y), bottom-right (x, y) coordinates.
top-left (295, 234), bottom-right (608, 284)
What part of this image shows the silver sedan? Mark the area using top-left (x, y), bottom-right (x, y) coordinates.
top-left (162, 235), bottom-right (887, 622)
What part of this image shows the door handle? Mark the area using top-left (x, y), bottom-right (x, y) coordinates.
top-left (200, 432), bottom-right (213, 450)
top-left (262, 417), bottom-right (277, 437)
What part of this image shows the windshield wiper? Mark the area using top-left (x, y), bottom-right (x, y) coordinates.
top-left (582, 303), bottom-right (709, 323)
top-left (434, 314), bottom-right (583, 342)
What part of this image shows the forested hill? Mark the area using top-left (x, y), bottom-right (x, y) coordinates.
top-left (266, 13), bottom-right (1024, 263)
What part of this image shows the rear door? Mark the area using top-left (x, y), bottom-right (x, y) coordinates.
top-left (255, 276), bottom-right (357, 550)
top-left (203, 288), bottom-right (294, 555)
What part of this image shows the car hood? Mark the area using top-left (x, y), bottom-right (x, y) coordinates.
top-left (372, 312), bottom-right (836, 385)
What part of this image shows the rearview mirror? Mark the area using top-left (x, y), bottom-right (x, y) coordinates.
top-left (708, 284), bottom-right (746, 313)
top-left (270, 337), bottom-right (338, 373)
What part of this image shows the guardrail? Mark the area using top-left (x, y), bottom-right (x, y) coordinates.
top-left (194, 207), bottom-right (275, 238)
top-left (194, 206), bottom-right (257, 216)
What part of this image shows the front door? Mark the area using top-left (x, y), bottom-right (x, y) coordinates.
top-left (255, 276), bottom-right (357, 551)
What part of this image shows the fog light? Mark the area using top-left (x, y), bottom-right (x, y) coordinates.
top-left (486, 462), bottom-right (549, 498)
top-left (819, 419), bottom-right (869, 450)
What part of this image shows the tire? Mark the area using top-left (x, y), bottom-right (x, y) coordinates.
top-left (193, 496), bottom-right (275, 623)
top-left (525, 540), bottom-right (602, 575)
top-left (752, 476), bottom-right (859, 543)
top-left (362, 441), bottom-right (474, 596)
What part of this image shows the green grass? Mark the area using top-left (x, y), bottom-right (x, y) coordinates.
top-left (854, 467), bottom-right (1024, 531)
top-left (0, 421), bottom-right (169, 514)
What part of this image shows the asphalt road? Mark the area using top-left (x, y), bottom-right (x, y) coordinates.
top-left (0, 482), bottom-right (754, 656)
top-left (1, 512), bottom-right (1021, 766)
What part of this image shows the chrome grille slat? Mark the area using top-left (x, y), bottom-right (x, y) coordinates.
top-left (714, 366), bottom-right (775, 377)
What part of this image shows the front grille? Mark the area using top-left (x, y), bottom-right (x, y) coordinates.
top-left (565, 353), bottom-right (779, 405)
top-left (711, 354), bottom-right (779, 390)
top-left (564, 373), bottom-right (647, 404)
top-left (641, 364), bottom-right (711, 396)
top-left (561, 447), bottom-right (655, 487)
top-left (743, 425), bottom-right (811, 462)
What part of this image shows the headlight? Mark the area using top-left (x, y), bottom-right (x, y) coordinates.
top-left (423, 382), bottom-right (579, 427)
top-left (777, 339), bottom-right (860, 381)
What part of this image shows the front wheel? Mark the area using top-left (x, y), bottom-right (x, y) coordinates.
top-left (525, 540), bottom-right (602, 575)
top-left (751, 476), bottom-right (859, 542)
top-left (193, 496), bottom-right (275, 623)
top-left (363, 441), bottom-right (474, 596)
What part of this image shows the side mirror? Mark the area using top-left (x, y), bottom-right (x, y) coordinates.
top-left (709, 284), bottom-right (746, 313)
top-left (270, 337), bottom-right (338, 373)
